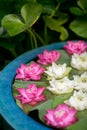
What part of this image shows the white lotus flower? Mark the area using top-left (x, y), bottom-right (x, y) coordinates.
top-left (45, 62), bottom-right (72, 80)
top-left (65, 90), bottom-right (87, 111)
top-left (47, 77), bottom-right (74, 94)
top-left (71, 52), bottom-right (87, 70)
top-left (73, 72), bottom-right (87, 92)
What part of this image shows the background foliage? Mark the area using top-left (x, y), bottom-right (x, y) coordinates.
top-left (0, 0), bottom-right (87, 70)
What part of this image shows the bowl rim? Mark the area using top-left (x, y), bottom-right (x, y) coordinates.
top-left (0, 42), bottom-right (66, 130)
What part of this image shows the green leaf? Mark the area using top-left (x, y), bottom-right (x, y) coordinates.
top-left (21, 2), bottom-right (42, 26)
top-left (67, 117), bottom-right (87, 130)
top-left (44, 16), bottom-right (69, 40)
top-left (57, 49), bottom-right (70, 65)
top-left (53, 93), bottom-right (73, 108)
top-left (44, 89), bottom-right (53, 100)
top-left (70, 7), bottom-right (84, 16)
top-left (0, 27), bottom-right (9, 38)
top-left (32, 100), bottom-right (53, 122)
top-left (1, 14), bottom-right (26, 36)
top-left (56, 13), bottom-right (69, 25)
top-left (23, 104), bottom-right (34, 114)
top-left (77, 0), bottom-right (87, 10)
top-left (16, 99), bottom-right (23, 110)
top-left (13, 80), bottom-right (48, 89)
top-left (58, 26), bottom-right (69, 41)
top-left (77, 109), bottom-right (87, 119)
top-left (37, 0), bottom-right (55, 14)
top-left (1, 2), bottom-right (42, 36)
top-left (69, 17), bottom-right (87, 38)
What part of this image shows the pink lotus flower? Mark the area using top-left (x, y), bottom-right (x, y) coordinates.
top-left (15, 62), bottom-right (45, 81)
top-left (64, 40), bottom-right (87, 54)
top-left (16, 84), bottom-right (46, 105)
top-left (37, 50), bottom-right (61, 65)
top-left (44, 103), bottom-right (77, 129)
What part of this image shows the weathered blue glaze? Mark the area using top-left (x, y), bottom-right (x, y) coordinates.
top-left (0, 42), bottom-right (66, 130)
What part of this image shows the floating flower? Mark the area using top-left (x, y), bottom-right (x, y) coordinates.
top-left (71, 52), bottom-right (87, 71)
top-left (16, 84), bottom-right (46, 105)
top-left (37, 49), bottom-right (61, 65)
top-left (65, 90), bottom-right (87, 111)
top-left (45, 62), bottom-right (72, 80)
top-left (13, 41), bottom-right (87, 129)
top-left (64, 40), bottom-right (87, 54)
top-left (73, 72), bottom-right (87, 92)
top-left (47, 77), bottom-right (74, 94)
top-left (44, 103), bottom-right (77, 129)
top-left (15, 62), bottom-right (45, 81)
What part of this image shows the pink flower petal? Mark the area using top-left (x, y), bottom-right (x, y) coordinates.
top-left (37, 87), bottom-right (46, 96)
top-left (64, 40), bottom-right (87, 55)
top-left (44, 110), bottom-right (58, 126)
top-left (37, 50), bottom-right (61, 65)
top-left (44, 103), bottom-right (78, 128)
top-left (16, 84), bottom-right (46, 106)
top-left (15, 62), bottom-right (45, 81)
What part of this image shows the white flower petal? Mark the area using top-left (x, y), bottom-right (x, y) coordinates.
top-left (73, 72), bottom-right (87, 92)
top-left (45, 62), bottom-right (72, 80)
top-left (47, 77), bottom-right (74, 94)
top-left (71, 52), bottom-right (87, 70)
top-left (65, 90), bottom-right (87, 111)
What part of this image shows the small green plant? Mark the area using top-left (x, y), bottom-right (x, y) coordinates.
top-left (0, 1), bottom-right (69, 48)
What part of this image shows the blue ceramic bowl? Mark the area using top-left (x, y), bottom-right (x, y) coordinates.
top-left (0, 42), bottom-right (66, 130)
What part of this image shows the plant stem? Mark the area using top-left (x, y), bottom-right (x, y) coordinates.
top-left (28, 29), bottom-right (38, 48)
top-left (34, 31), bottom-right (46, 46)
top-left (43, 3), bottom-right (60, 44)
top-left (44, 23), bottom-right (48, 44)
top-left (50, 3), bottom-right (60, 18)
top-left (29, 32), bottom-right (34, 49)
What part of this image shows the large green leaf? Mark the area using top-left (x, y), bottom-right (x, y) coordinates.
top-left (1, 14), bottom-right (26, 36)
top-left (44, 16), bottom-right (69, 40)
top-left (69, 17), bottom-right (87, 38)
top-left (1, 2), bottom-right (42, 36)
top-left (21, 2), bottom-right (42, 26)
